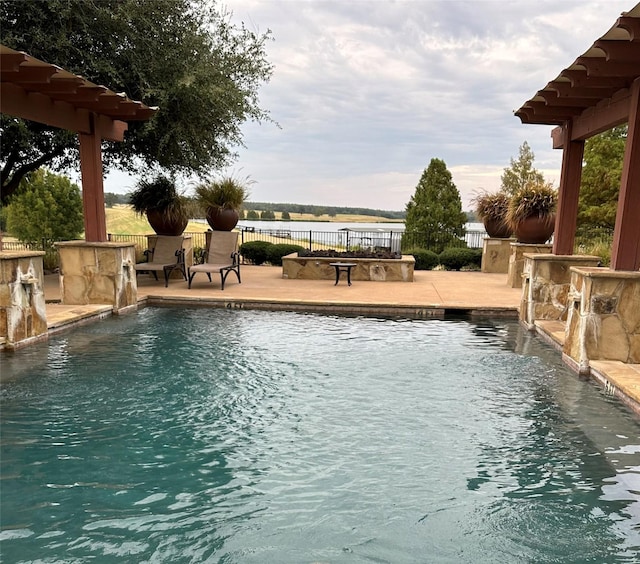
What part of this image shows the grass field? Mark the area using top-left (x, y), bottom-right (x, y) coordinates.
top-left (106, 205), bottom-right (401, 235)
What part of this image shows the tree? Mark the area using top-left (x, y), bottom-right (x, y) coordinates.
top-left (500, 141), bottom-right (545, 196)
top-left (5, 169), bottom-right (84, 246)
top-left (281, 211), bottom-right (291, 220)
top-left (260, 210), bottom-right (275, 220)
top-left (577, 126), bottom-right (627, 233)
top-left (0, 0), bottom-right (274, 204)
top-left (246, 210), bottom-right (259, 220)
top-left (404, 158), bottom-right (466, 252)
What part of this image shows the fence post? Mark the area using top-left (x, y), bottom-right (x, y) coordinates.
top-left (309, 230), bottom-right (312, 251)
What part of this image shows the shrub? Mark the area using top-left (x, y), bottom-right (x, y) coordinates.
top-left (267, 244), bottom-right (306, 266)
top-left (239, 240), bottom-right (273, 265)
top-left (439, 247), bottom-right (481, 271)
top-left (406, 248), bottom-right (439, 270)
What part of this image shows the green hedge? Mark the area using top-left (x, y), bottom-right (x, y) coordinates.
top-left (438, 247), bottom-right (482, 271)
top-left (239, 240), bottom-right (273, 265)
top-left (267, 244), bottom-right (306, 266)
top-left (406, 248), bottom-right (440, 270)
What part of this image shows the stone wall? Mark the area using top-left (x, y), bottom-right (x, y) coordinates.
top-left (507, 243), bottom-right (552, 288)
top-left (519, 254), bottom-right (601, 329)
top-left (0, 251), bottom-right (47, 348)
top-left (57, 242), bottom-right (137, 311)
top-left (564, 267), bottom-right (640, 370)
top-left (281, 254), bottom-right (415, 282)
top-left (481, 238), bottom-right (515, 273)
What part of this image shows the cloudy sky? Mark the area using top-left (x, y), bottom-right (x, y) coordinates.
top-left (106, 0), bottom-right (634, 211)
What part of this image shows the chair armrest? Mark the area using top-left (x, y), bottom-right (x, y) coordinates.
top-left (231, 251), bottom-right (241, 265)
top-left (143, 248), bottom-right (154, 262)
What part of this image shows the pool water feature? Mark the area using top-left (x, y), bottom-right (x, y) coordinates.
top-left (1, 308), bottom-right (640, 562)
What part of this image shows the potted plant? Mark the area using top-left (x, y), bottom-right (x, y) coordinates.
top-left (194, 176), bottom-right (250, 231)
top-left (129, 175), bottom-right (188, 236)
top-left (473, 191), bottom-right (512, 238)
top-left (506, 180), bottom-right (558, 244)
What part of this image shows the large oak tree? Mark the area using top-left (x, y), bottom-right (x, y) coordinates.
top-left (0, 0), bottom-right (274, 204)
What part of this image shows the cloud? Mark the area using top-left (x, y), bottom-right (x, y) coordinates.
top-left (104, 0), bottom-right (632, 211)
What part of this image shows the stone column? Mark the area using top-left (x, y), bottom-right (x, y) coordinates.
top-left (564, 267), bottom-right (640, 373)
top-left (0, 251), bottom-right (48, 349)
top-left (57, 241), bottom-right (137, 313)
top-left (519, 253), bottom-right (601, 330)
top-left (481, 238), bottom-right (515, 273)
top-left (507, 243), bottom-right (552, 288)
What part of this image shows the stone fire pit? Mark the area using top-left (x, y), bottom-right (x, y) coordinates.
top-left (281, 251), bottom-right (415, 282)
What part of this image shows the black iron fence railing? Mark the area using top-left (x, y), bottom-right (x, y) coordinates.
top-left (237, 228), bottom-right (486, 253)
top-left (2, 228), bottom-right (487, 269)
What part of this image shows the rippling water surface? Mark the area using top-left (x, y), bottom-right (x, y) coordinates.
top-left (1, 308), bottom-right (640, 563)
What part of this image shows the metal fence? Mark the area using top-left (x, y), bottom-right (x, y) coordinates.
top-left (2, 228), bottom-right (487, 269)
top-left (237, 227), bottom-right (486, 253)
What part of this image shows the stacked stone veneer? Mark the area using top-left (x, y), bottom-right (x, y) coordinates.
top-left (481, 238), bottom-right (515, 273)
top-left (0, 251), bottom-right (47, 348)
top-left (520, 254), bottom-right (601, 330)
top-left (507, 243), bottom-right (552, 288)
top-left (281, 254), bottom-right (415, 282)
top-left (57, 241), bottom-right (137, 311)
top-left (564, 267), bottom-right (640, 371)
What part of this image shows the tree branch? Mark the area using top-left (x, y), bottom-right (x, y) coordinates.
top-left (1, 147), bottom-right (66, 204)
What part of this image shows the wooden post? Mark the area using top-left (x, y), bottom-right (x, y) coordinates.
top-left (611, 78), bottom-right (640, 271)
top-left (78, 114), bottom-right (107, 242)
top-left (553, 122), bottom-right (584, 256)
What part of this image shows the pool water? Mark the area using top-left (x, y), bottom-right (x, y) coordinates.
top-left (1, 308), bottom-right (640, 563)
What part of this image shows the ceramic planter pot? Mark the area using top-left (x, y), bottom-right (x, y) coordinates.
top-left (483, 217), bottom-right (512, 238)
top-left (513, 214), bottom-right (556, 244)
top-left (146, 210), bottom-right (188, 236)
top-left (206, 208), bottom-right (239, 231)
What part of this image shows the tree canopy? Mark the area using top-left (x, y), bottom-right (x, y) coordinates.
top-left (404, 158), bottom-right (466, 252)
top-left (5, 169), bottom-right (84, 246)
top-left (0, 0), bottom-right (274, 204)
top-left (577, 126), bottom-right (627, 233)
top-left (500, 141), bottom-right (545, 196)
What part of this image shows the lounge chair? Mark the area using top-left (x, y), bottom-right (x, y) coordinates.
top-left (188, 231), bottom-right (241, 290)
top-left (134, 235), bottom-right (186, 287)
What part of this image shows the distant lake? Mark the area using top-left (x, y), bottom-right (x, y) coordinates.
top-left (226, 220), bottom-right (486, 233)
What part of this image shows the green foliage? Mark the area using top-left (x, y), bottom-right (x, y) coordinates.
top-left (281, 210), bottom-right (291, 220)
top-left (5, 169), bottom-right (83, 246)
top-left (0, 0), bottom-right (273, 203)
top-left (500, 141), bottom-right (545, 196)
top-left (406, 248), bottom-right (440, 270)
top-left (129, 175), bottom-right (187, 221)
top-left (577, 126), bottom-right (626, 231)
top-left (438, 247), bottom-right (481, 271)
top-left (266, 244), bottom-right (306, 266)
top-left (195, 176), bottom-right (250, 212)
top-left (246, 210), bottom-right (259, 220)
top-left (506, 180), bottom-right (557, 227)
top-left (404, 158), bottom-right (466, 253)
top-left (472, 191), bottom-right (510, 222)
top-left (239, 240), bottom-right (273, 265)
top-left (260, 210), bottom-right (276, 220)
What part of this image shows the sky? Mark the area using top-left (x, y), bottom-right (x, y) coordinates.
top-left (104, 0), bottom-right (635, 212)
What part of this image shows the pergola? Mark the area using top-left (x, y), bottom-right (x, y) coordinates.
top-left (515, 3), bottom-right (640, 271)
top-left (0, 44), bottom-right (158, 242)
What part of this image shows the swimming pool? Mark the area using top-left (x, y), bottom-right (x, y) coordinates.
top-left (1, 307), bottom-right (639, 562)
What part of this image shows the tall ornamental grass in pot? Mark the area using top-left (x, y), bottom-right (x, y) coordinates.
top-left (473, 191), bottom-right (512, 238)
top-left (195, 176), bottom-right (250, 231)
top-left (506, 181), bottom-right (558, 244)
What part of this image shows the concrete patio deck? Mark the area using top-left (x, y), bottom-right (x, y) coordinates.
top-left (44, 266), bottom-right (522, 325)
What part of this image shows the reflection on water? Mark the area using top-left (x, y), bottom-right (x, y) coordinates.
top-left (1, 309), bottom-right (639, 563)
